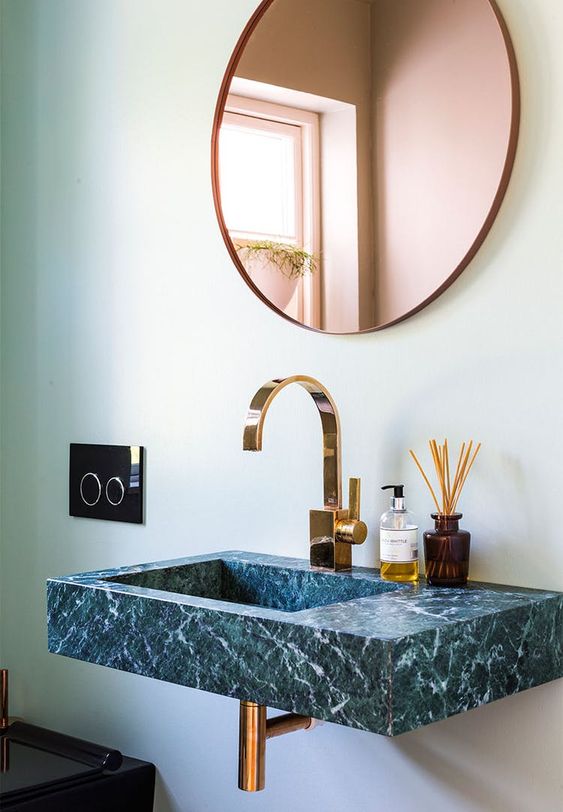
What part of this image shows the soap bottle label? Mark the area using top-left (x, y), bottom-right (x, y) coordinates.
top-left (380, 528), bottom-right (418, 563)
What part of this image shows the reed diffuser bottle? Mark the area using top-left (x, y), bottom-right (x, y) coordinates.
top-left (410, 439), bottom-right (481, 587)
top-left (380, 485), bottom-right (419, 582)
top-left (424, 513), bottom-right (470, 586)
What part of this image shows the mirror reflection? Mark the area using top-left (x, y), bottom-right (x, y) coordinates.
top-left (215, 0), bottom-right (518, 333)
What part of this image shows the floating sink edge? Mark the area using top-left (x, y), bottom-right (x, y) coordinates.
top-left (47, 551), bottom-right (563, 736)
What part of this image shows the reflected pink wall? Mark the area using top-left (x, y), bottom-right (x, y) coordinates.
top-left (373, 0), bottom-right (514, 324)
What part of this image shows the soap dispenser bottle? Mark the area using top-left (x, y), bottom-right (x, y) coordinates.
top-left (380, 485), bottom-right (419, 582)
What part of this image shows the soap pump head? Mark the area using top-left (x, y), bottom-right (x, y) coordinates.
top-left (382, 484), bottom-right (405, 511)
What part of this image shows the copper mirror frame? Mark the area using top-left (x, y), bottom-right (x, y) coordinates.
top-left (211, 0), bottom-right (520, 335)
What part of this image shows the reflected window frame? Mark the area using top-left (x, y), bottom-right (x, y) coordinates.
top-left (222, 95), bottom-right (321, 328)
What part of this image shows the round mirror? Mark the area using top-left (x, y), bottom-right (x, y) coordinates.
top-left (212, 0), bottom-right (519, 334)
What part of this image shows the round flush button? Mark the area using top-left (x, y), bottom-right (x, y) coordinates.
top-left (80, 472), bottom-right (102, 506)
top-left (106, 476), bottom-right (125, 506)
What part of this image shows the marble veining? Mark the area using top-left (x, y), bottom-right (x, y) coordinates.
top-left (47, 551), bottom-right (563, 736)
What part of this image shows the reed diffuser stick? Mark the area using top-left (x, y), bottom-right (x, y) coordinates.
top-left (408, 450), bottom-right (441, 513)
top-left (449, 441), bottom-right (472, 511)
top-left (444, 439), bottom-right (451, 506)
top-left (449, 441), bottom-right (466, 507)
top-left (430, 440), bottom-right (446, 512)
top-left (452, 443), bottom-right (481, 513)
top-left (409, 439), bottom-right (481, 515)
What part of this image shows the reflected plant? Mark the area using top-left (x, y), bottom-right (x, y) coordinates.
top-left (235, 240), bottom-right (317, 279)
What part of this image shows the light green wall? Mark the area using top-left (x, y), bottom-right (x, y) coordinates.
top-left (1, 1), bottom-right (562, 810)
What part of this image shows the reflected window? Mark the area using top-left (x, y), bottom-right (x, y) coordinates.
top-left (220, 95), bottom-right (320, 327)
top-left (220, 113), bottom-right (301, 243)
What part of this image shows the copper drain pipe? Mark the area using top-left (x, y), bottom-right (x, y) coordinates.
top-left (238, 701), bottom-right (313, 791)
top-left (1, 669), bottom-right (10, 772)
top-left (0, 670), bottom-right (9, 732)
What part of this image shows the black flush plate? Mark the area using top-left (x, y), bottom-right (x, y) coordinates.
top-left (69, 444), bottom-right (144, 524)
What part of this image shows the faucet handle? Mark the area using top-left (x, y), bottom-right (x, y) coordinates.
top-left (335, 477), bottom-right (367, 546)
top-left (348, 477), bottom-right (361, 521)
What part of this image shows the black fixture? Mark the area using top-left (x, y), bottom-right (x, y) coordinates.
top-left (69, 444), bottom-right (144, 524)
top-left (0, 721), bottom-right (155, 811)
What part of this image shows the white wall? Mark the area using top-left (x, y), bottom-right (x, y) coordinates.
top-left (1, 1), bottom-right (562, 811)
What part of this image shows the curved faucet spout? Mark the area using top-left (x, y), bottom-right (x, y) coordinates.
top-left (243, 375), bottom-right (342, 509)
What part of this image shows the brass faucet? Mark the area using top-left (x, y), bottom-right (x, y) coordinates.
top-left (243, 375), bottom-right (367, 571)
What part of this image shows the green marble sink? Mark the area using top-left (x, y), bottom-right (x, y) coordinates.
top-left (106, 557), bottom-right (402, 612)
top-left (47, 551), bottom-right (563, 736)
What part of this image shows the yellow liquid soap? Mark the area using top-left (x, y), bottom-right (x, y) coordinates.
top-left (380, 560), bottom-right (419, 583)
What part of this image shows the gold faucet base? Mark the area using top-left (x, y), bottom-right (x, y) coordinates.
top-left (238, 701), bottom-right (312, 792)
top-left (310, 479), bottom-right (367, 571)
top-left (310, 508), bottom-right (352, 570)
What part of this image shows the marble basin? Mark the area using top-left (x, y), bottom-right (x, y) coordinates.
top-left (47, 551), bottom-right (563, 736)
top-left (105, 557), bottom-right (401, 612)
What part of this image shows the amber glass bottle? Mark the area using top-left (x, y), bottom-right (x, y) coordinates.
top-left (423, 513), bottom-right (470, 586)
top-left (380, 485), bottom-right (419, 582)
